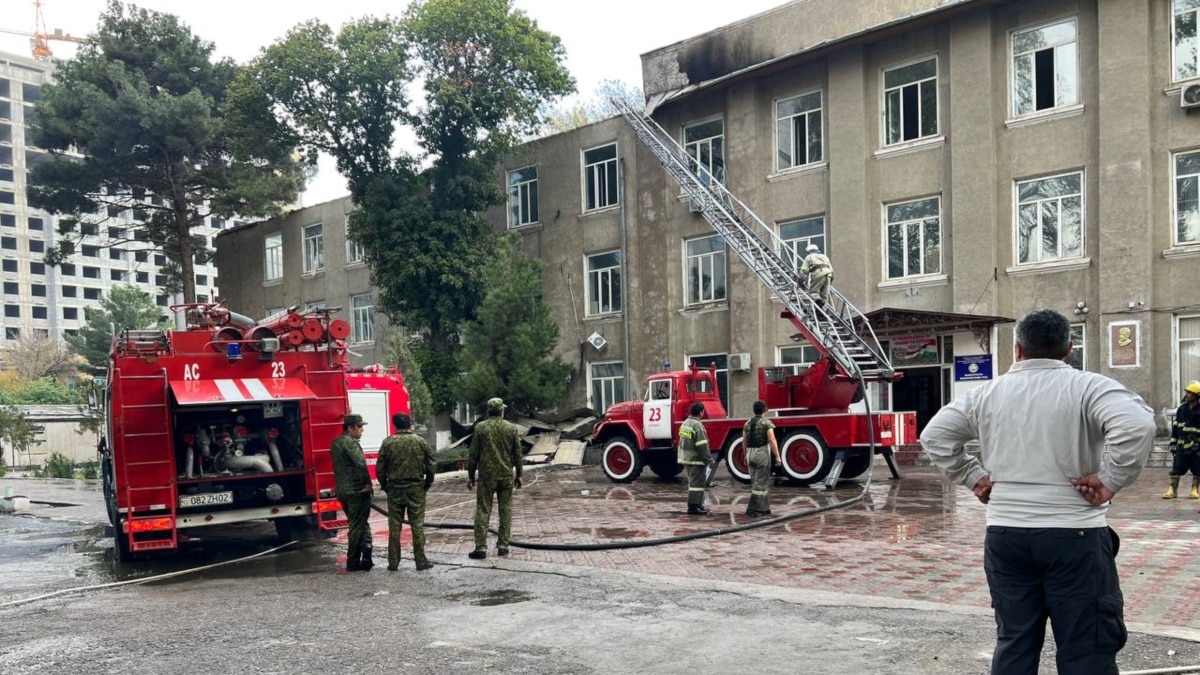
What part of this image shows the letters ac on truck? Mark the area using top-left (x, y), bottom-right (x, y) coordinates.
top-left (99, 303), bottom-right (355, 561)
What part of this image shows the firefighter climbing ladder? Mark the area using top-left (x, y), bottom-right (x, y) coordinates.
top-left (613, 99), bottom-right (894, 382)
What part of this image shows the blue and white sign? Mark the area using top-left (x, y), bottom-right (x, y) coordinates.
top-left (954, 355), bottom-right (993, 381)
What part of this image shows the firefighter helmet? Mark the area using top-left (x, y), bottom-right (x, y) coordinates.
top-left (1187, 381), bottom-right (1200, 395)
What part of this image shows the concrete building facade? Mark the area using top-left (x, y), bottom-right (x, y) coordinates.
top-left (216, 0), bottom-right (1200, 431)
top-left (0, 50), bottom-right (226, 343)
top-left (213, 196), bottom-right (391, 366)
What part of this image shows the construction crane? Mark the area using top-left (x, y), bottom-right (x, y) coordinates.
top-left (0, 0), bottom-right (86, 60)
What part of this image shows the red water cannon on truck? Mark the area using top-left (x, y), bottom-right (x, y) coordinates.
top-left (99, 302), bottom-right (353, 561)
top-left (591, 101), bottom-right (919, 486)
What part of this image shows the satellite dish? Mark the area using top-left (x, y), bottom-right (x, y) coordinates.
top-left (587, 332), bottom-right (607, 350)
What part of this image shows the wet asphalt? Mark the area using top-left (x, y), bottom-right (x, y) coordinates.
top-left (1, 470), bottom-right (1198, 674)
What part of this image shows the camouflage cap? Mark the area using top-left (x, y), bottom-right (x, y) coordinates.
top-left (344, 413), bottom-right (366, 427)
top-left (486, 397), bottom-right (506, 413)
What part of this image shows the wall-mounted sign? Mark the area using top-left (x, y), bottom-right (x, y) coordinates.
top-left (890, 334), bottom-right (939, 366)
top-left (954, 354), bottom-right (993, 381)
top-left (1108, 320), bottom-right (1140, 368)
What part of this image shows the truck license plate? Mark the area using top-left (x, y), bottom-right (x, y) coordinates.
top-left (179, 491), bottom-right (234, 508)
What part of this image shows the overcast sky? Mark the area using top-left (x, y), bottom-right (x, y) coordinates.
top-left (1, 0), bottom-right (790, 203)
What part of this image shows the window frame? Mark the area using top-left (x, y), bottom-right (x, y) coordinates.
top-left (350, 292), bottom-right (374, 344)
top-left (581, 142), bottom-right (619, 213)
top-left (1177, 314), bottom-right (1200, 397)
top-left (585, 250), bottom-right (622, 317)
top-left (588, 361), bottom-right (626, 415)
top-left (302, 223), bottom-right (324, 275)
top-left (682, 117), bottom-right (726, 185)
top-left (882, 195), bottom-right (943, 280)
top-left (777, 215), bottom-right (826, 274)
top-left (1173, 0), bottom-right (1200, 83)
top-left (507, 165), bottom-right (540, 228)
top-left (775, 90), bottom-right (824, 172)
top-left (1013, 170), bottom-right (1085, 265)
top-left (1009, 18), bottom-right (1080, 118)
top-left (684, 234), bottom-right (728, 306)
top-left (346, 237), bottom-right (365, 265)
top-left (1066, 323), bottom-right (1086, 371)
top-left (881, 56), bottom-right (940, 147)
top-left (1172, 148), bottom-right (1200, 247)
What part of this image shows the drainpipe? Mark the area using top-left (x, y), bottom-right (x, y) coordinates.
top-left (618, 157), bottom-right (631, 400)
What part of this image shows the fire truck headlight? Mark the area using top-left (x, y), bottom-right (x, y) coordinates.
top-left (265, 483), bottom-right (284, 501)
top-left (259, 338), bottom-right (280, 353)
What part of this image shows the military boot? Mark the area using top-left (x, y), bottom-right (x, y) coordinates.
top-left (345, 551), bottom-right (362, 572)
top-left (1163, 476), bottom-right (1180, 500)
top-left (359, 547), bottom-right (375, 571)
top-left (1191, 477), bottom-right (1200, 500)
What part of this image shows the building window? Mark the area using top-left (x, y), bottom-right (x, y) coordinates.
top-left (686, 235), bottom-right (727, 305)
top-left (29, 262), bottom-right (44, 275)
top-left (1180, 315), bottom-right (1200, 394)
top-left (586, 251), bottom-right (621, 316)
top-left (136, 271), bottom-right (148, 283)
top-left (31, 306), bottom-right (46, 320)
top-left (885, 197), bottom-right (942, 279)
top-left (110, 270), bottom-right (123, 281)
top-left (134, 250), bottom-right (147, 262)
top-left (1016, 171), bottom-right (1083, 264)
top-left (351, 293), bottom-right (374, 344)
top-left (154, 274), bottom-right (167, 286)
top-left (156, 294), bottom-right (169, 307)
top-left (84, 288), bottom-right (100, 300)
top-left (779, 344), bottom-right (822, 376)
top-left (776, 91), bottom-right (822, 171)
top-left (81, 223), bottom-right (99, 236)
top-left (154, 254), bottom-right (166, 266)
top-left (589, 361), bottom-right (625, 414)
top-left (31, 284), bottom-right (45, 297)
top-left (778, 216), bottom-right (825, 273)
top-left (28, 239), bottom-right (43, 253)
top-left (62, 285), bottom-right (76, 297)
top-left (83, 266), bottom-right (100, 279)
top-left (196, 274), bottom-right (208, 286)
top-left (0, 236), bottom-right (14, 250)
top-left (264, 232), bottom-right (283, 280)
top-left (302, 223), bottom-right (324, 274)
top-left (61, 263), bottom-right (75, 276)
top-left (884, 58), bottom-right (938, 145)
top-left (582, 143), bottom-right (618, 212)
top-left (346, 238), bottom-right (365, 265)
top-left (2, 281), bottom-right (15, 294)
top-left (2, 259), bottom-right (15, 272)
top-left (684, 119), bottom-right (725, 185)
top-left (3, 304), bottom-right (17, 318)
top-left (63, 307), bottom-right (78, 320)
top-left (507, 166), bottom-right (539, 227)
top-left (1066, 323), bottom-right (1086, 370)
top-left (28, 217), bottom-right (42, 231)
top-left (82, 244), bottom-right (99, 258)
top-left (1012, 19), bottom-right (1078, 117)
top-left (0, 214), bottom-right (12, 227)
top-left (0, 192), bottom-right (11, 206)
top-left (1174, 150), bottom-right (1200, 245)
top-left (109, 248), bottom-right (123, 260)
top-left (197, 294), bottom-right (209, 303)
top-left (5, 327), bottom-right (18, 340)
top-left (1176, 0), bottom-right (1200, 81)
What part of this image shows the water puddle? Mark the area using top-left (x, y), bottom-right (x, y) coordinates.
top-left (447, 589), bottom-right (535, 606)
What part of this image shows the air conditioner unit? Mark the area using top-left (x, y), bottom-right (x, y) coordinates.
top-left (729, 352), bottom-right (752, 372)
top-left (1182, 83), bottom-right (1200, 110)
top-left (586, 331), bottom-right (607, 351)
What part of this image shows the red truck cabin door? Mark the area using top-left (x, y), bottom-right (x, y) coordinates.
top-left (644, 379), bottom-right (673, 440)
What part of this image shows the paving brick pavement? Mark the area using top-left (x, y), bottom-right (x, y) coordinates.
top-left (361, 464), bottom-right (1200, 634)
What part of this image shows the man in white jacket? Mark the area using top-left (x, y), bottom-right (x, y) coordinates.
top-left (920, 309), bottom-right (1155, 675)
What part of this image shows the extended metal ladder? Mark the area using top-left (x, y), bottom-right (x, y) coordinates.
top-left (613, 99), bottom-right (894, 382)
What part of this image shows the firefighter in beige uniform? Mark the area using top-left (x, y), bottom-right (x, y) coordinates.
top-left (678, 402), bottom-right (715, 515)
top-left (799, 243), bottom-right (833, 307)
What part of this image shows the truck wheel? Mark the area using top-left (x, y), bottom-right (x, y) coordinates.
top-left (601, 437), bottom-right (644, 483)
top-left (102, 457), bottom-right (133, 562)
top-left (724, 435), bottom-right (751, 484)
top-left (840, 453), bottom-right (873, 480)
top-left (780, 431), bottom-right (832, 486)
top-left (648, 460), bottom-right (684, 479)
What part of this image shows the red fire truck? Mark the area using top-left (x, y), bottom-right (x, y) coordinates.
top-left (345, 365), bottom-right (411, 482)
top-left (590, 101), bottom-right (919, 487)
top-left (99, 303), bottom-right (353, 561)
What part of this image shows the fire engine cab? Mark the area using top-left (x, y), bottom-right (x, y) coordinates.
top-left (100, 303), bottom-right (352, 561)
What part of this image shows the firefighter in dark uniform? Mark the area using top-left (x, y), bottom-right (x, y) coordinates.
top-left (743, 400), bottom-right (781, 516)
top-left (678, 401), bottom-right (714, 515)
top-left (467, 397), bottom-right (523, 559)
top-left (331, 414), bottom-right (374, 571)
top-left (1163, 380), bottom-right (1200, 500)
top-left (375, 412), bottom-right (436, 572)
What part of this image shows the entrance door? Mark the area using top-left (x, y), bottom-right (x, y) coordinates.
top-left (891, 366), bottom-right (942, 433)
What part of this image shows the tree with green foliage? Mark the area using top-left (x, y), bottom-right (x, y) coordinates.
top-left (28, 0), bottom-right (304, 302)
top-left (228, 0), bottom-right (573, 413)
top-left (65, 285), bottom-right (162, 374)
top-left (0, 406), bottom-right (38, 471)
top-left (385, 329), bottom-right (433, 426)
top-left (457, 234), bottom-right (570, 416)
top-left (541, 79), bottom-right (644, 134)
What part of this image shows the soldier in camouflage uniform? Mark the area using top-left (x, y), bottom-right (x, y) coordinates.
top-left (376, 412), bottom-right (436, 571)
top-left (678, 401), bottom-right (715, 515)
top-left (467, 397), bottom-right (523, 559)
top-left (743, 400), bottom-right (781, 517)
top-left (330, 414), bottom-right (374, 571)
